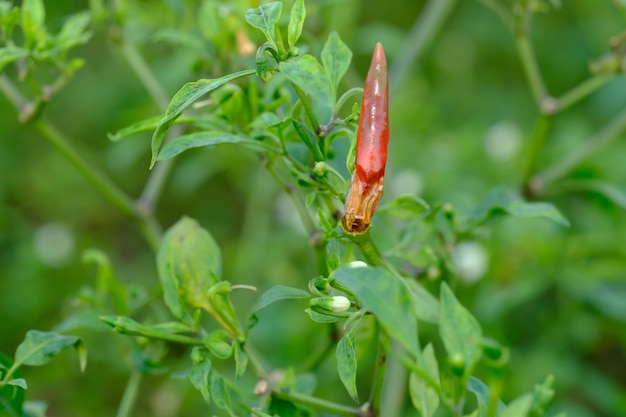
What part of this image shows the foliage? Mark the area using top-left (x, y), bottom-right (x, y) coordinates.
top-left (1, 0), bottom-right (626, 417)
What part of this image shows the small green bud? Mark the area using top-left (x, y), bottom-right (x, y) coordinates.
top-left (448, 353), bottom-right (465, 376)
top-left (310, 296), bottom-right (351, 313)
top-left (308, 276), bottom-right (331, 295)
top-left (313, 161), bottom-right (329, 177)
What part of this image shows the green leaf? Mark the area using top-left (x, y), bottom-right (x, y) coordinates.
top-left (332, 267), bottom-right (419, 355)
top-left (82, 248), bottom-right (128, 315)
top-left (157, 216), bottom-right (222, 319)
top-left (467, 377), bottom-right (506, 417)
top-left (378, 194), bottom-right (430, 219)
top-left (500, 393), bottom-right (533, 417)
top-left (21, 0), bottom-right (45, 47)
top-left (189, 359), bottom-right (212, 404)
top-left (14, 330), bottom-right (86, 372)
top-left (210, 371), bottom-right (232, 412)
top-left (204, 331), bottom-right (233, 360)
top-left (56, 11), bottom-right (91, 51)
top-left (409, 344), bottom-right (440, 417)
top-left (280, 55), bottom-right (333, 125)
top-left (157, 131), bottom-right (278, 161)
top-left (99, 316), bottom-right (201, 345)
top-left (305, 308), bottom-right (340, 323)
top-left (292, 118), bottom-right (323, 160)
top-left (250, 285), bottom-right (310, 315)
top-left (287, 0), bottom-right (305, 48)
top-left (150, 69), bottom-right (256, 168)
top-left (206, 281), bottom-right (244, 341)
top-left (0, 46), bottom-right (29, 73)
top-left (0, 353), bottom-right (25, 416)
top-left (405, 280), bottom-right (440, 323)
top-left (439, 283), bottom-right (482, 377)
top-left (6, 379), bottom-right (27, 390)
top-left (234, 342), bottom-right (248, 380)
top-left (321, 32), bottom-right (352, 100)
top-left (561, 179), bottom-right (626, 209)
top-left (336, 320), bottom-right (359, 403)
top-left (245, 2), bottom-right (282, 50)
top-left (468, 188), bottom-right (569, 228)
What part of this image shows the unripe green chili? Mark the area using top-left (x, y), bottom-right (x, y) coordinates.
top-left (342, 43), bottom-right (389, 234)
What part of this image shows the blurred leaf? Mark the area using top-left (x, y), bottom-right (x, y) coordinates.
top-left (405, 279), bottom-right (440, 323)
top-left (0, 353), bottom-right (24, 416)
top-left (21, 0), bottom-right (45, 47)
top-left (245, 2), bottom-right (282, 50)
top-left (55, 11), bottom-right (91, 51)
top-left (157, 216), bottom-right (221, 319)
top-left (467, 377), bottom-right (505, 417)
top-left (321, 31), bottom-right (352, 100)
top-left (530, 375), bottom-right (556, 416)
top-left (234, 342), bottom-right (248, 380)
top-left (500, 393), bottom-right (532, 417)
top-left (99, 316), bottom-right (201, 345)
top-left (336, 313), bottom-right (360, 403)
top-left (378, 194), bottom-right (430, 219)
top-left (14, 330), bottom-right (86, 372)
top-left (467, 188), bottom-right (569, 228)
top-left (577, 281), bottom-right (626, 321)
top-left (204, 331), bottom-right (233, 360)
top-left (332, 267), bottom-right (420, 355)
top-left (280, 55), bottom-right (333, 125)
top-left (150, 70), bottom-right (256, 168)
top-left (287, 0), bottom-right (305, 48)
top-left (409, 344), bottom-right (439, 417)
top-left (561, 179), bottom-right (626, 209)
top-left (210, 371), bottom-right (232, 412)
top-left (0, 46), bottom-right (29, 73)
top-left (189, 359), bottom-right (212, 404)
top-left (439, 283), bottom-right (482, 377)
top-left (23, 401), bottom-right (48, 417)
top-left (157, 131), bottom-right (278, 161)
top-left (82, 248), bottom-right (128, 315)
top-left (6, 379), bottom-right (27, 390)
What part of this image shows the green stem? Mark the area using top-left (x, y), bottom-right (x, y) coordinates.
top-left (389, 0), bottom-right (458, 95)
top-left (272, 389), bottom-right (362, 417)
top-left (33, 120), bottom-right (138, 217)
top-left (118, 39), bottom-right (170, 110)
top-left (522, 115), bottom-right (553, 191)
top-left (115, 370), bottom-right (142, 417)
top-left (515, 9), bottom-right (550, 109)
top-left (474, 0), bottom-right (514, 28)
top-left (537, 105), bottom-right (626, 186)
top-left (380, 340), bottom-right (408, 417)
top-left (555, 74), bottom-right (613, 112)
top-left (368, 324), bottom-right (388, 415)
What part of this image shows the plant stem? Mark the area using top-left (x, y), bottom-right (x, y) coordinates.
top-left (555, 74), bottom-right (613, 113)
top-left (380, 340), bottom-right (408, 417)
top-left (115, 370), bottom-right (142, 417)
top-left (474, 0), bottom-right (514, 28)
top-left (272, 389), bottom-right (362, 417)
top-left (389, 0), bottom-right (458, 95)
top-left (33, 120), bottom-right (138, 217)
top-left (522, 115), bottom-right (553, 192)
top-left (537, 105), bottom-right (626, 186)
top-left (368, 324), bottom-right (388, 415)
top-left (516, 31), bottom-right (549, 108)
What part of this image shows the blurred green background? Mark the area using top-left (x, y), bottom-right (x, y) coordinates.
top-left (1, 0), bottom-right (626, 416)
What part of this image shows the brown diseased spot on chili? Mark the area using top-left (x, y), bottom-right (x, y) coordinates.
top-left (342, 43), bottom-right (389, 234)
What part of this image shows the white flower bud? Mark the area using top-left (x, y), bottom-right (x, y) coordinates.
top-left (348, 260), bottom-right (368, 269)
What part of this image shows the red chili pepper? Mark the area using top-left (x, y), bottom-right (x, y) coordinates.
top-left (342, 43), bottom-right (389, 234)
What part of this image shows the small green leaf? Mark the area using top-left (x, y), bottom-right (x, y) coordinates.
top-left (292, 118), bottom-right (323, 160)
top-left (82, 248), bottom-right (128, 315)
top-left (409, 344), bottom-right (440, 417)
top-left (500, 393), bottom-right (533, 417)
top-left (56, 11), bottom-right (91, 51)
top-left (336, 329), bottom-right (358, 403)
top-left (151, 69), bottom-right (256, 167)
top-left (287, 0), bottom-right (305, 48)
top-left (210, 371), bottom-right (231, 411)
top-left (99, 316), bottom-right (201, 345)
top-left (321, 32), bottom-right (352, 100)
top-left (378, 195), bottom-right (430, 219)
top-left (206, 281), bottom-right (244, 340)
top-left (468, 188), bottom-right (569, 228)
top-left (157, 216), bottom-right (222, 319)
top-left (245, 2), bottom-right (282, 50)
top-left (204, 331), bottom-right (233, 359)
top-left (405, 280), bottom-right (440, 323)
top-left (157, 131), bottom-right (278, 161)
top-left (467, 377), bottom-right (506, 417)
top-left (439, 283), bottom-right (482, 378)
top-left (6, 378), bottom-right (27, 390)
top-left (332, 267), bottom-right (419, 355)
top-left (250, 285), bottom-right (310, 315)
top-left (234, 342), bottom-right (248, 380)
top-left (280, 55), bottom-right (333, 125)
top-left (0, 353), bottom-right (25, 417)
top-left (305, 308), bottom-right (339, 323)
top-left (21, 0), bottom-right (45, 47)
top-left (189, 359), bottom-right (212, 404)
top-left (14, 330), bottom-right (86, 371)
top-left (0, 46), bottom-right (29, 73)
